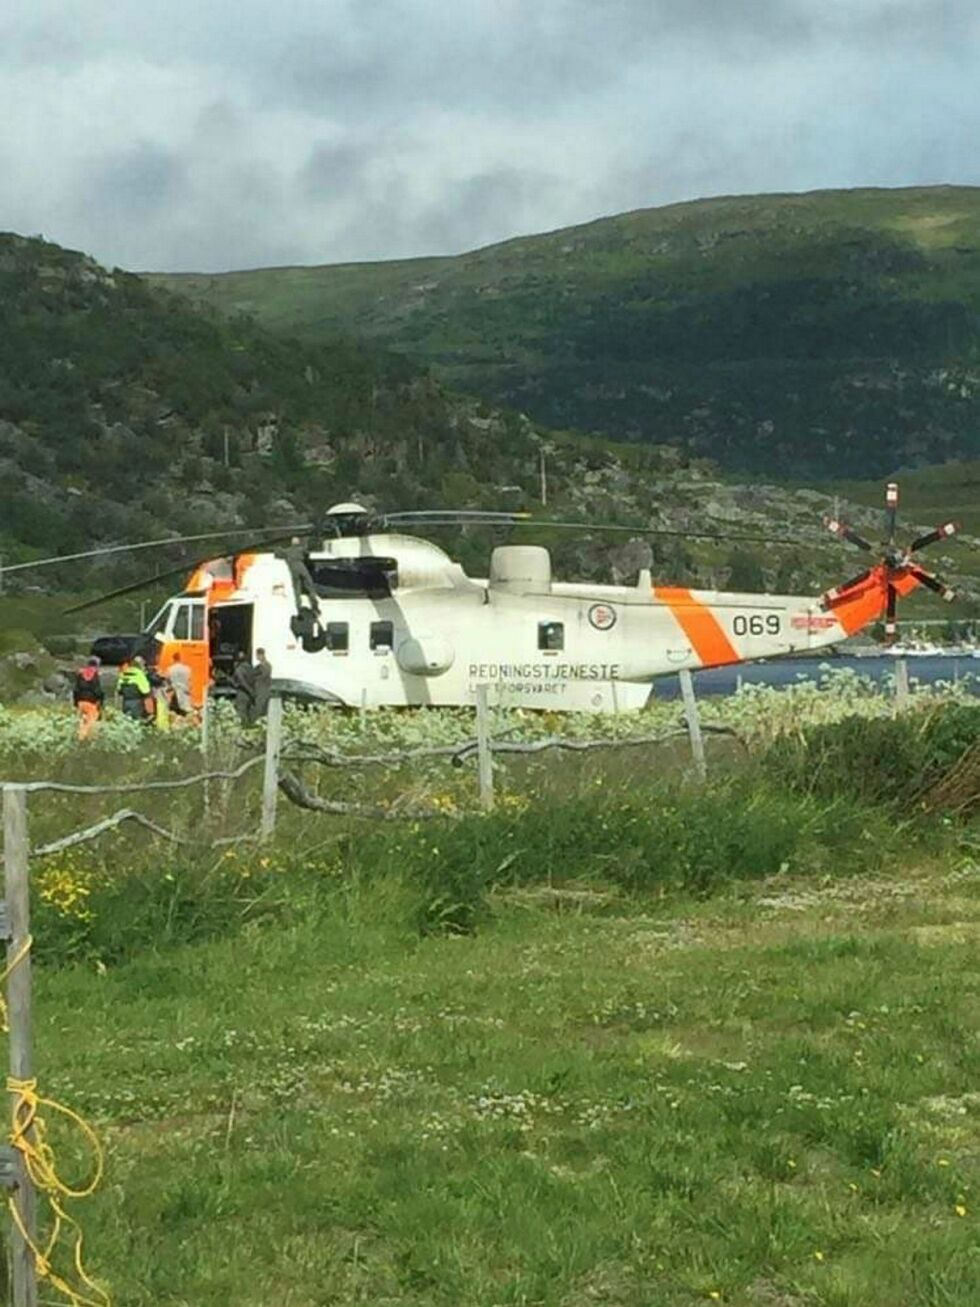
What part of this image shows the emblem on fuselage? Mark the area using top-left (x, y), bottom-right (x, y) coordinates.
top-left (588, 603), bottom-right (617, 631)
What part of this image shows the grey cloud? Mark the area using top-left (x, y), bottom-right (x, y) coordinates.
top-left (300, 140), bottom-right (372, 201)
top-left (88, 142), bottom-right (186, 219)
top-left (415, 168), bottom-right (563, 254)
top-left (2, 0), bottom-right (980, 271)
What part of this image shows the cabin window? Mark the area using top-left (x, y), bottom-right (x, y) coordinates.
top-left (538, 621), bottom-right (564, 652)
top-left (189, 605), bottom-right (205, 641)
top-left (325, 622), bottom-right (349, 653)
top-left (370, 620), bottom-right (394, 651)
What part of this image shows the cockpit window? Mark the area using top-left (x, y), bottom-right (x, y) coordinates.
top-left (172, 606), bottom-right (190, 640)
top-left (145, 602), bottom-right (173, 638)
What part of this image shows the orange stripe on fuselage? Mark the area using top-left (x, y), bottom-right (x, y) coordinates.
top-left (653, 586), bottom-right (740, 667)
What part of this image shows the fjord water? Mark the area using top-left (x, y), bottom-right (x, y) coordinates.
top-left (654, 654), bottom-right (980, 699)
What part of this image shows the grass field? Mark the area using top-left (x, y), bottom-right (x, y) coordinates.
top-left (35, 847), bottom-right (980, 1306)
top-left (3, 690), bottom-right (978, 1305)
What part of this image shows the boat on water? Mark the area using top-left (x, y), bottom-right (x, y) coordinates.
top-left (886, 641), bottom-right (946, 657)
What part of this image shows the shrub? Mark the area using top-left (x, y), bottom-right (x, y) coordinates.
top-left (391, 776), bottom-right (906, 931)
top-left (762, 703), bottom-right (980, 813)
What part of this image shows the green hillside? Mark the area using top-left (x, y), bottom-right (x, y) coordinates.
top-left (0, 232), bottom-right (671, 592)
top-left (154, 186), bottom-right (980, 478)
top-left (1, 229), bottom-right (976, 636)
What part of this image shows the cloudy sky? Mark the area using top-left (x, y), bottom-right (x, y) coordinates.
top-left (1, 0), bottom-right (979, 272)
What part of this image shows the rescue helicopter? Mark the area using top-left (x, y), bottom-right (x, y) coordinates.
top-left (7, 484), bottom-right (962, 713)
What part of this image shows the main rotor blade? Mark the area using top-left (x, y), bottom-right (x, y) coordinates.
top-left (908, 564), bottom-right (957, 602)
top-left (511, 520), bottom-right (808, 546)
top-left (63, 562), bottom-right (209, 615)
top-left (63, 531), bottom-right (298, 615)
top-left (3, 524), bottom-right (310, 576)
top-left (910, 521), bottom-right (958, 553)
top-left (885, 582), bottom-right (898, 642)
top-left (384, 510), bottom-right (532, 524)
top-left (823, 516), bottom-right (874, 552)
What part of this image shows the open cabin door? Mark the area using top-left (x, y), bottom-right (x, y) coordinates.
top-left (155, 598), bottom-right (209, 706)
top-left (208, 603), bottom-right (254, 692)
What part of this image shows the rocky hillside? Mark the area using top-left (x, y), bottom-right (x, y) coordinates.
top-left (1, 231), bottom-right (976, 626)
top-left (155, 186), bottom-right (980, 479)
top-left (0, 232), bottom-right (609, 587)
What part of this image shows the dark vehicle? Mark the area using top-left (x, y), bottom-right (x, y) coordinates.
top-left (89, 633), bottom-right (155, 666)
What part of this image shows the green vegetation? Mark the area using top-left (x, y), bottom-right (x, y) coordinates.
top-left (155, 186), bottom-right (980, 478)
top-left (2, 225), bottom-right (977, 621)
top-left (825, 458), bottom-right (980, 537)
top-left (9, 689), bottom-right (978, 1305)
top-left (2, 232), bottom-right (638, 588)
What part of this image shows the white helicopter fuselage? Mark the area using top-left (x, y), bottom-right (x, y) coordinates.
top-left (184, 532), bottom-right (872, 713)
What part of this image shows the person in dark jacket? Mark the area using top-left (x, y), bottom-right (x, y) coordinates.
top-left (73, 657), bottom-right (104, 741)
top-left (231, 650), bottom-right (256, 725)
top-left (253, 648), bottom-right (272, 720)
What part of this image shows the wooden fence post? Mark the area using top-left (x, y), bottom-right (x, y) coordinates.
top-left (261, 694), bottom-right (284, 840)
top-left (678, 669), bottom-right (707, 781)
top-left (894, 656), bottom-right (910, 710)
top-left (200, 687), bottom-right (210, 815)
top-left (474, 685), bottom-right (495, 812)
top-left (3, 785), bottom-right (37, 1307)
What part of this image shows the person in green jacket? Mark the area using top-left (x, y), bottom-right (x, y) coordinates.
top-left (117, 656), bottom-right (152, 722)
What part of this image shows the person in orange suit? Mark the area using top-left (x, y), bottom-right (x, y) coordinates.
top-left (72, 656), bottom-right (104, 741)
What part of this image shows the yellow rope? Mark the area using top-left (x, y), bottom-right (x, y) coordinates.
top-left (0, 933), bottom-right (33, 1032)
top-left (7, 1077), bottom-right (110, 1307)
top-left (0, 936), bottom-right (111, 1305)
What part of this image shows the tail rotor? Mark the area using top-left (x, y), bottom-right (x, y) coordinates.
top-left (821, 481), bottom-right (959, 643)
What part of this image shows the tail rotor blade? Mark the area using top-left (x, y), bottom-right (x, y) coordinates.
top-left (820, 569), bottom-right (874, 608)
top-left (908, 564), bottom-right (957, 602)
top-left (823, 516), bottom-right (874, 552)
top-left (910, 521), bottom-right (958, 553)
top-left (884, 582), bottom-right (898, 643)
top-left (885, 482), bottom-right (899, 546)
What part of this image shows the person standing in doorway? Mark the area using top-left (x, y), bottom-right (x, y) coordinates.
top-left (253, 648), bottom-right (272, 720)
top-left (231, 649), bottom-right (256, 726)
top-left (166, 652), bottom-right (194, 721)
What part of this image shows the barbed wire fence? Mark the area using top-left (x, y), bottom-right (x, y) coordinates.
top-left (0, 677), bottom-right (733, 1305)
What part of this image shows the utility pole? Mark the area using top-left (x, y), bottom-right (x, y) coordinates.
top-left (539, 446), bottom-right (548, 507)
top-left (223, 427), bottom-right (230, 468)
